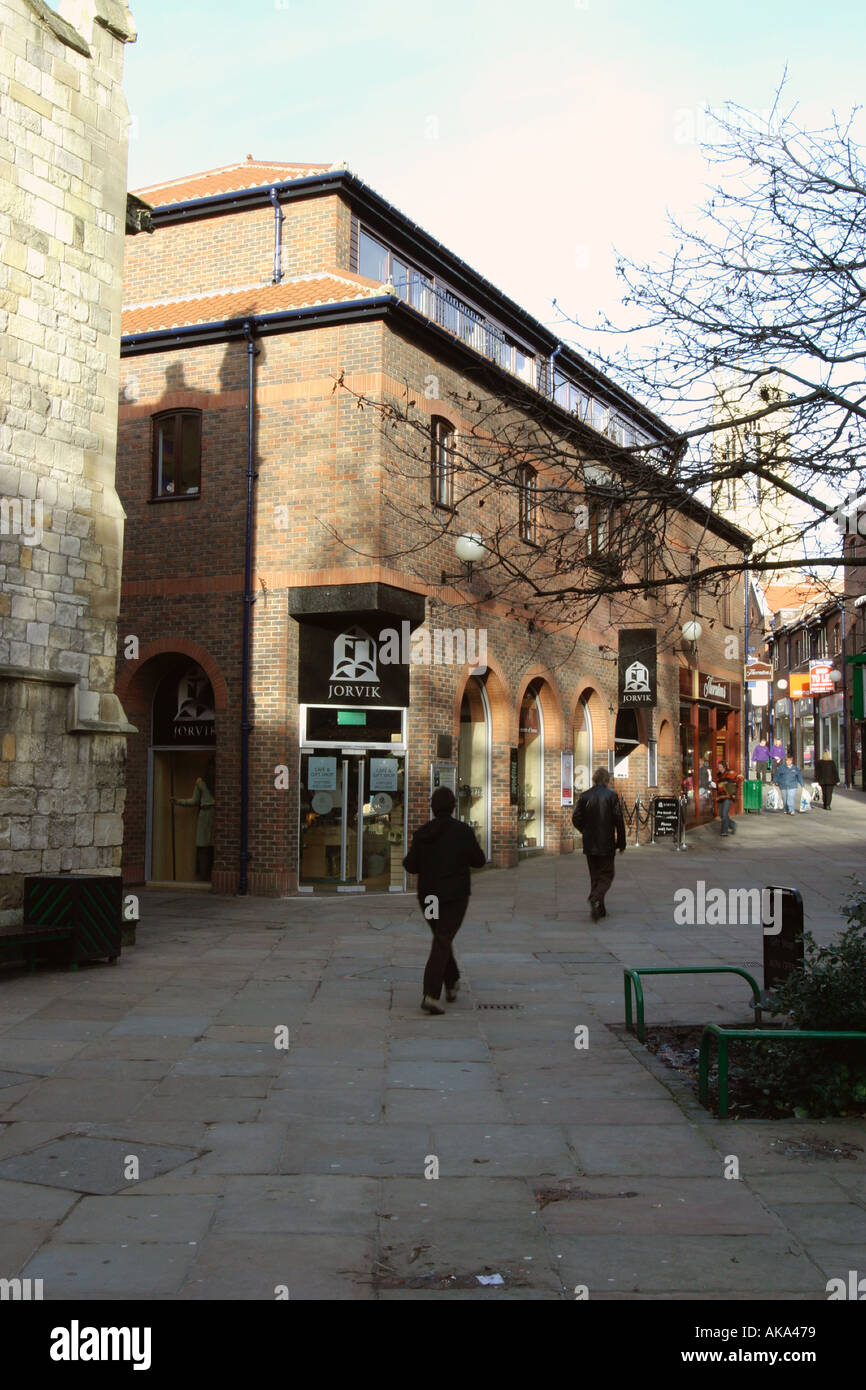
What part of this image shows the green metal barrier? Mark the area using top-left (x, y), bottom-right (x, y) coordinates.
top-left (699, 1025), bottom-right (866, 1117)
top-left (623, 966), bottom-right (762, 1043)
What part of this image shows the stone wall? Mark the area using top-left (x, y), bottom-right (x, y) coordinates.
top-left (0, 0), bottom-right (138, 922)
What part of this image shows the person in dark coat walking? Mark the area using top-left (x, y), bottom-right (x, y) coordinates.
top-left (715, 760), bottom-right (742, 837)
top-left (816, 749), bottom-right (840, 809)
top-left (572, 767), bottom-right (626, 920)
top-left (403, 786), bottom-right (486, 1015)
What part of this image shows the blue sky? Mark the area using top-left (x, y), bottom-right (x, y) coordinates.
top-left (125, 0), bottom-right (866, 332)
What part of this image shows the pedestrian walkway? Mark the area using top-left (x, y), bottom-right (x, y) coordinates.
top-left (0, 795), bottom-right (864, 1300)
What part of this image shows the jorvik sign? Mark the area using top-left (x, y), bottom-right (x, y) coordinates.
top-left (298, 619), bottom-right (487, 707)
top-left (618, 629), bottom-right (657, 707)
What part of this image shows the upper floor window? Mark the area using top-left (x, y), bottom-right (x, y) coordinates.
top-left (152, 411), bottom-right (201, 499)
top-left (519, 465), bottom-right (538, 544)
top-left (831, 623), bottom-right (841, 654)
top-left (431, 417), bottom-right (455, 509)
top-left (816, 627), bottom-right (828, 659)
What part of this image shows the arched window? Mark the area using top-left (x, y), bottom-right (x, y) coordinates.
top-left (518, 685), bottom-right (544, 850)
top-left (574, 696), bottom-right (593, 793)
top-left (152, 410), bottom-right (202, 499)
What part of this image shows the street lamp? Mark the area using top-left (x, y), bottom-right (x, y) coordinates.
top-left (682, 619), bottom-right (703, 643)
top-left (454, 533), bottom-right (486, 578)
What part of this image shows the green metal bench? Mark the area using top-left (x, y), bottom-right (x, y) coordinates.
top-left (624, 966), bottom-right (762, 1043)
top-left (699, 1024), bottom-right (866, 1117)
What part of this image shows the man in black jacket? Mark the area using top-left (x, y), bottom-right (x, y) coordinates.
top-left (403, 786), bottom-right (486, 1015)
top-left (572, 767), bottom-right (626, 920)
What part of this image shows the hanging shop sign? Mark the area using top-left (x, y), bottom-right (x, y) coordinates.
top-left (152, 665), bottom-right (216, 745)
top-left (298, 620), bottom-right (410, 707)
top-left (509, 748), bottom-right (519, 806)
top-left (789, 673), bottom-right (811, 700)
top-left (809, 661), bottom-right (834, 695)
top-left (618, 629), bottom-right (657, 707)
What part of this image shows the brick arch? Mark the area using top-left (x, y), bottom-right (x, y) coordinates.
top-left (572, 683), bottom-right (611, 753)
top-left (116, 639), bottom-right (229, 715)
top-left (658, 718), bottom-right (674, 757)
top-left (452, 653), bottom-right (511, 745)
top-left (515, 667), bottom-right (564, 746)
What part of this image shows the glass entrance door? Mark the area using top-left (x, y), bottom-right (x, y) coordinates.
top-left (299, 751), bottom-right (405, 891)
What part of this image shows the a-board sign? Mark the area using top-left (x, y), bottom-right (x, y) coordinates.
top-left (762, 885), bottom-right (804, 990)
top-left (653, 796), bottom-right (680, 838)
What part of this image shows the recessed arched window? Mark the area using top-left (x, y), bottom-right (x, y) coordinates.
top-left (152, 410), bottom-right (202, 499)
top-left (431, 416), bottom-right (455, 508)
top-left (573, 695), bottom-right (593, 793)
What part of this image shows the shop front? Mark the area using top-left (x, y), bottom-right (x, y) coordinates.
top-left (291, 584), bottom-right (424, 894)
top-left (679, 668), bottom-right (742, 824)
top-left (817, 691), bottom-right (843, 768)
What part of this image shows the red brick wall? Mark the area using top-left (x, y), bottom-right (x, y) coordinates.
top-left (117, 196), bottom-right (745, 892)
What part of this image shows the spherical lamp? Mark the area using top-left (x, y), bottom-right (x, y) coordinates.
top-left (455, 534), bottom-right (486, 565)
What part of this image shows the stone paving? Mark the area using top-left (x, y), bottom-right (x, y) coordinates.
top-left (0, 791), bottom-right (864, 1300)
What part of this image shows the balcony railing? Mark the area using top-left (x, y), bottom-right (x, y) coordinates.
top-left (390, 274), bottom-right (651, 451)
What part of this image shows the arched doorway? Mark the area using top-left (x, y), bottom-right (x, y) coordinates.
top-left (457, 678), bottom-right (491, 858)
top-left (518, 684), bottom-right (544, 851)
top-left (149, 660), bottom-right (216, 884)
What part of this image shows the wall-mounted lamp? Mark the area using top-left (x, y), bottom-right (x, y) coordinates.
top-left (454, 533), bottom-right (486, 579)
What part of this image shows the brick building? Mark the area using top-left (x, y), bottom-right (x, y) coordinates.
top-left (0, 0), bottom-right (140, 924)
top-left (116, 159), bottom-right (750, 896)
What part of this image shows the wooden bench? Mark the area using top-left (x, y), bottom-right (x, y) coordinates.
top-left (0, 875), bottom-right (123, 976)
top-left (0, 920), bottom-right (76, 971)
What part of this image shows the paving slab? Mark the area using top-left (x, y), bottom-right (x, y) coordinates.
top-left (20, 1240), bottom-right (198, 1297)
top-left (0, 1136), bottom-right (200, 1194)
top-left (2, 794), bottom-right (865, 1300)
top-left (177, 1233), bottom-right (375, 1300)
top-left (213, 1175), bottom-right (379, 1235)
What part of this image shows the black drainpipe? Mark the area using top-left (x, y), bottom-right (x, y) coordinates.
top-left (239, 321), bottom-right (259, 895)
top-left (269, 187), bottom-right (283, 283)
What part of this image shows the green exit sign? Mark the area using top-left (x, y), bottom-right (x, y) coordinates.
top-left (337, 710), bottom-right (366, 726)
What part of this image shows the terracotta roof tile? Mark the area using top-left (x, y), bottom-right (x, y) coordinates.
top-left (122, 271), bottom-right (383, 335)
top-left (133, 159), bottom-right (334, 208)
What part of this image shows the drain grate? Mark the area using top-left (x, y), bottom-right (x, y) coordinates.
top-left (475, 1002), bottom-right (523, 1011)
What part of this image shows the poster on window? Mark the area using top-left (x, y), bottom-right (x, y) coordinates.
top-left (307, 757), bottom-right (337, 790)
top-left (561, 752), bottom-right (574, 806)
top-left (614, 754), bottom-right (629, 779)
top-left (370, 758), bottom-right (398, 792)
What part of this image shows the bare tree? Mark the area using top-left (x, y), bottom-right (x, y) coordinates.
top-left (328, 91), bottom-right (866, 628)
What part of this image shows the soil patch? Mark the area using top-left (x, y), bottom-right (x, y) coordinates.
top-left (644, 1024), bottom-right (866, 1122)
